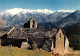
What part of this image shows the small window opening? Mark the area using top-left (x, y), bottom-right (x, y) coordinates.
top-left (60, 33), bottom-right (61, 37)
top-left (32, 20), bottom-right (35, 28)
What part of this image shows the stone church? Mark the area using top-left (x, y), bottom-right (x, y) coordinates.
top-left (0, 18), bottom-right (73, 55)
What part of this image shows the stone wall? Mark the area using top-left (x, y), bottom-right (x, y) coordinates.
top-left (65, 37), bottom-right (69, 54)
top-left (55, 29), bottom-right (65, 55)
top-left (24, 18), bottom-right (37, 28)
top-left (65, 37), bottom-right (73, 54)
top-left (1, 38), bottom-right (27, 48)
top-left (30, 18), bottom-right (37, 28)
top-left (0, 39), bottom-right (1, 47)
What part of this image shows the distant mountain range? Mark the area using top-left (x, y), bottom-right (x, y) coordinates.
top-left (0, 8), bottom-right (80, 28)
top-left (56, 10), bottom-right (80, 27)
top-left (39, 10), bottom-right (80, 28)
top-left (0, 8), bottom-right (72, 27)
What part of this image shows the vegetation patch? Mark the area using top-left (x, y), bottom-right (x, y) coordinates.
top-left (0, 46), bottom-right (50, 56)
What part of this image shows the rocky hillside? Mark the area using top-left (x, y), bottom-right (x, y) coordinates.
top-left (56, 10), bottom-right (80, 27)
top-left (39, 10), bottom-right (80, 28)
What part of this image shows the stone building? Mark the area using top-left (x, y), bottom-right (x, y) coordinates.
top-left (24, 18), bottom-right (37, 28)
top-left (53, 28), bottom-right (65, 55)
top-left (0, 18), bottom-right (73, 55)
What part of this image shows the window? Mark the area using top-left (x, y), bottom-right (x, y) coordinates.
top-left (60, 33), bottom-right (61, 37)
top-left (32, 20), bottom-right (35, 28)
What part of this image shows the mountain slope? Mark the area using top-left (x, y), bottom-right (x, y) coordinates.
top-left (64, 22), bottom-right (80, 50)
top-left (56, 10), bottom-right (80, 27)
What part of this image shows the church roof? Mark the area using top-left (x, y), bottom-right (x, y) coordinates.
top-left (26, 18), bottom-right (37, 23)
top-left (7, 27), bottom-right (57, 39)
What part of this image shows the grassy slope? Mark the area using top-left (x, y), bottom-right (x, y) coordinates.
top-left (0, 47), bottom-right (50, 56)
top-left (0, 47), bottom-right (80, 56)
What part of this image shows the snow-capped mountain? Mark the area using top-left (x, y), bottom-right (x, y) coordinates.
top-left (1, 8), bottom-right (54, 16)
top-left (58, 10), bottom-right (75, 12)
top-left (0, 8), bottom-right (73, 27)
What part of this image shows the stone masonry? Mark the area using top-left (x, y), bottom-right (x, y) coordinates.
top-left (24, 18), bottom-right (37, 28)
top-left (54, 28), bottom-right (65, 55)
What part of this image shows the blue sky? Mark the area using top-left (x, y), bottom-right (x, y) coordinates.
top-left (0, 0), bottom-right (80, 12)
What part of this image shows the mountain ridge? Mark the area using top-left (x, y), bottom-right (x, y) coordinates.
top-left (55, 10), bottom-right (80, 27)
top-left (0, 8), bottom-right (75, 16)
top-left (0, 8), bottom-right (72, 27)
top-left (1, 8), bottom-right (54, 16)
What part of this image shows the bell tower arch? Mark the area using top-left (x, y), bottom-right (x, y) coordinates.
top-left (24, 18), bottom-right (37, 28)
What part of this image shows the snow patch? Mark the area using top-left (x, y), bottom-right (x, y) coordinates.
top-left (5, 8), bottom-right (24, 15)
top-left (58, 10), bottom-right (75, 12)
top-left (3, 8), bottom-right (54, 15)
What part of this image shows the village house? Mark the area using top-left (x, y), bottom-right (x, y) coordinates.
top-left (0, 18), bottom-right (73, 55)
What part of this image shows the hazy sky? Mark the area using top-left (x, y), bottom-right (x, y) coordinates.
top-left (0, 0), bottom-right (80, 11)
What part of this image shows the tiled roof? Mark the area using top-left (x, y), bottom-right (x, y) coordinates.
top-left (7, 27), bottom-right (57, 39)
